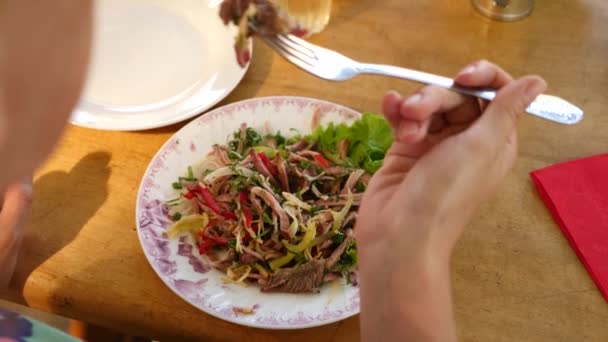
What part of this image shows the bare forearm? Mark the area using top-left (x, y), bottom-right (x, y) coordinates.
top-left (358, 241), bottom-right (456, 342)
top-left (0, 0), bottom-right (93, 187)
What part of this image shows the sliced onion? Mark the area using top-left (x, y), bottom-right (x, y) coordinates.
top-left (203, 166), bottom-right (255, 184)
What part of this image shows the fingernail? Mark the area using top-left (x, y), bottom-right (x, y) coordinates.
top-left (523, 78), bottom-right (547, 100)
top-left (404, 93), bottom-right (423, 106)
top-left (19, 182), bottom-right (33, 199)
top-left (386, 90), bottom-right (401, 98)
top-left (458, 64), bottom-right (477, 77)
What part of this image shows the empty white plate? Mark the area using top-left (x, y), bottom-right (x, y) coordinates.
top-left (71, 0), bottom-right (251, 131)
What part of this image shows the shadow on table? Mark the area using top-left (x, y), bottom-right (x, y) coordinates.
top-left (137, 40), bottom-right (275, 136)
top-left (10, 152), bottom-right (111, 292)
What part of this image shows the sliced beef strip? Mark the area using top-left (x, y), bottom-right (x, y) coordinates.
top-left (261, 259), bottom-right (325, 293)
top-left (325, 233), bottom-right (354, 269)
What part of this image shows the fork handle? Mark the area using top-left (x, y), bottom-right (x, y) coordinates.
top-left (358, 63), bottom-right (583, 125)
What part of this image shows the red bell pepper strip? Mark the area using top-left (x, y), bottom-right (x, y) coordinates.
top-left (242, 207), bottom-right (253, 229)
top-left (198, 219), bottom-right (219, 238)
top-left (222, 212), bottom-right (238, 221)
top-left (197, 184), bottom-right (223, 213)
top-left (198, 241), bottom-right (211, 255)
top-left (239, 191), bottom-right (248, 206)
top-left (197, 184), bottom-right (238, 220)
top-left (313, 154), bottom-right (331, 169)
top-left (206, 235), bottom-right (229, 245)
top-left (242, 231), bottom-right (252, 244)
top-left (258, 153), bottom-right (278, 177)
top-left (183, 190), bottom-right (196, 199)
top-left (198, 219), bottom-right (228, 252)
top-left (239, 192), bottom-right (252, 225)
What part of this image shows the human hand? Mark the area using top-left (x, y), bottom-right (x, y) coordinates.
top-left (0, 181), bottom-right (33, 287)
top-left (355, 61), bottom-right (546, 341)
top-left (357, 60), bottom-right (547, 260)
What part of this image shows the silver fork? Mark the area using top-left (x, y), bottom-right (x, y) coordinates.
top-left (260, 33), bottom-right (583, 125)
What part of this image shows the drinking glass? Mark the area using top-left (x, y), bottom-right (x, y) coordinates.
top-left (272, 0), bottom-right (332, 36)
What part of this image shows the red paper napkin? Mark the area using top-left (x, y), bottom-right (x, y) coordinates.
top-left (530, 154), bottom-right (608, 301)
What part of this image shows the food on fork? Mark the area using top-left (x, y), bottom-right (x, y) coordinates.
top-left (219, 0), bottom-right (307, 67)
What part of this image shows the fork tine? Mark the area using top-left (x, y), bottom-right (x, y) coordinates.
top-left (275, 34), bottom-right (317, 61)
top-left (262, 36), bottom-right (317, 71)
top-left (269, 36), bottom-right (318, 67)
top-left (280, 34), bottom-right (322, 54)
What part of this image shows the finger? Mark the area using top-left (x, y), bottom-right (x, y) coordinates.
top-left (400, 86), bottom-right (471, 122)
top-left (382, 90), bottom-right (404, 133)
top-left (0, 182), bottom-right (33, 230)
top-left (455, 59), bottom-right (514, 89)
top-left (396, 118), bottom-right (431, 144)
top-left (377, 139), bottom-right (435, 177)
top-left (428, 114), bottom-right (446, 134)
top-left (465, 75), bottom-right (547, 154)
top-left (397, 86), bottom-right (479, 141)
top-left (444, 97), bottom-right (482, 124)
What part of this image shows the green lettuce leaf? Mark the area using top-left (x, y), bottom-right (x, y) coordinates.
top-left (307, 113), bottom-right (392, 173)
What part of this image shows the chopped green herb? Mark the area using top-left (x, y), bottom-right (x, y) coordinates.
top-left (257, 229), bottom-right (272, 239)
top-left (300, 161), bottom-right (312, 169)
top-left (228, 150), bottom-right (243, 161)
top-left (245, 127), bottom-right (261, 147)
top-left (253, 146), bottom-right (276, 158)
top-left (262, 212), bottom-right (273, 225)
top-left (311, 206), bottom-right (324, 214)
top-left (228, 175), bottom-right (252, 192)
top-left (294, 253), bottom-right (306, 265)
top-left (332, 233), bottom-right (345, 244)
top-left (227, 240), bottom-right (237, 249)
top-left (355, 181), bottom-right (366, 192)
top-left (285, 131), bottom-right (302, 145)
top-left (228, 139), bottom-right (239, 151)
top-left (344, 271), bottom-right (353, 285)
top-left (345, 241), bottom-right (357, 265)
top-left (172, 182), bottom-right (183, 190)
top-left (187, 166), bottom-right (194, 179)
top-left (172, 212), bottom-right (182, 221)
top-left (330, 241), bottom-right (357, 273)
top-left (263, 131), bottom-right (286, 145)
top-left (277, 147), bottom-right (289, 159)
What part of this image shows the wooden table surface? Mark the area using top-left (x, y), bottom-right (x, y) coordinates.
top-left (2, 0), bottom-right (608, 341)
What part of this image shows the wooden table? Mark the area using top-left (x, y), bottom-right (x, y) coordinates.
top-left (2, 0), bottom-right (608, 340)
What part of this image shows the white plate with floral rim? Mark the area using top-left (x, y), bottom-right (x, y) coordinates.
top-left (71, 0), bottom-right (251, 131)
top-left (136, 96), bottom-right (361, 329)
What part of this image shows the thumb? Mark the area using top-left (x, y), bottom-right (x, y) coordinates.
top-left (468, 76), bottom-right (547, 150)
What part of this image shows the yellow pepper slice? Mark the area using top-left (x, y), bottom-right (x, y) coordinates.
top-left (282, 221), bottom-right (317, 253)
top-left (167, 213), bottom-right (208, 239)
top-left (269, 253), bottom-right (295, 271)
top-left (332, 191), bottom-right (353, 232)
